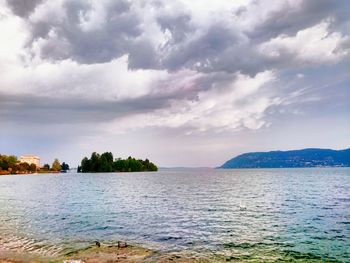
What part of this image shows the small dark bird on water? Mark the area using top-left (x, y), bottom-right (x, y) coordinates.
top-left (95, 241), bottom-right (101, 247)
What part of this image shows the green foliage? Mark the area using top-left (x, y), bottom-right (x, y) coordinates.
top-left (78, 152), bottom-right (158, 173)
top-left (0, 155), bottom-right (71, 174)
top-left (29, 163), bottom-right (37, 172)
top-left (61, 162), bottom-right (70, 171)
top-left (0, 154), bottom-right (37, 174)
top-left (51, 159), bottom-right (61, 171)
top-left (81, 157), bottom-right (90, 172)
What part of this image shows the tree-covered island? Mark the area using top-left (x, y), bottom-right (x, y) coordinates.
top-left (77, 152), bottom-right (158, 173)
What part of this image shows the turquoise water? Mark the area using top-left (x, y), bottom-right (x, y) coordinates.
top-left (0, 168), bottom-right (349, 261)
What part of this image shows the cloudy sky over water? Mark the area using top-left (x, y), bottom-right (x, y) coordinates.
top-left (0, 0), bottom-right (349, 167)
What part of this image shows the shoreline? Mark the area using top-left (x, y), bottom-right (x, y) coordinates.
top-left (0, 241), bottom-right (217, 263)
top-left (0, 171), bottom-right (60, 176)
top-left (1, 230), bottom-right (346, 262)
top-left (0, 228), bottom-right (216, 262)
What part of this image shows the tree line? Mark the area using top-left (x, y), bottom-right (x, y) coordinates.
top-left (0, 154), bottom-right (70, 175)
top-left (0, 154), bottom-right (37, 174)
top-left (77, 152), bottom-right (158, 173)
top-left (41, 159), bottom-right (70, 172)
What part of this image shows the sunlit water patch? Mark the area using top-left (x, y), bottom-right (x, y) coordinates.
top-left (0, 168), bottom-right (349, 261)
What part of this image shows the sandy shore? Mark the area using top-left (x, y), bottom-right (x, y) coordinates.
top-left (0, 242), bottom-right (218, 263)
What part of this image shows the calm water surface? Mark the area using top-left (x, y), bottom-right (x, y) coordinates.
top-left (0, 168), bottom-right (349, 261)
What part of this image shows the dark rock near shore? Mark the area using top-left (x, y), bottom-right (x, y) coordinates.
top-left (118, 241), bottom-right (127, 248)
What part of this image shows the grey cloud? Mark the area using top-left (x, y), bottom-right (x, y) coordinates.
top-left (0, 92), bottom-right (172, 124)
top-left (6, 0), bottom-right (43, 17)
top-left (39, 34), bottom-right (72, 61)
top-left (63, 1), bottom-right (141, 63)
top-left (4, 0), bottom-right (350, 91)
top-left (247, 0), bottom-right (350, 41)
top-left (26, 0), bottom-right (142, 63)
top-left (159, 0), bottom-right (350, 75)
top-left (161, 23), bottom-right (243, 71)
top-left (127, 40), bottom-right (158, 69)
top-left (15, 0), bottom-right (349, 75)
top-left (197, 44), bottom-right (265, 75)
top-left (0, 70), bottom-right (235, 125)
top-left (157, 13), bottom-right (193, 43)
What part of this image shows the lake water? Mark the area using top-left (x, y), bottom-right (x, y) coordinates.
top-left (0, 168), bottom-right (349, 262)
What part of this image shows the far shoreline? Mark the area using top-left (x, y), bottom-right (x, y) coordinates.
top-left (2, 166), bottom-right (349, 177)
top-left (217, 166), bottom-right (350, 169)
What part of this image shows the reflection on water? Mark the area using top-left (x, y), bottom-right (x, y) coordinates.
top-left (0, 168), bottom-right (349, 261)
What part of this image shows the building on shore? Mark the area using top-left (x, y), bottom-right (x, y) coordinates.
top-left (20, 155), bottom-right (40, 167)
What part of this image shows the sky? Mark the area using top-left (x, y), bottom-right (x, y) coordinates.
top-left (0, 0), bottom-right (349, 167)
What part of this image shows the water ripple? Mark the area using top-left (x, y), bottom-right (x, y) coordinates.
top-left (0, 168), bottom-right (349, 261)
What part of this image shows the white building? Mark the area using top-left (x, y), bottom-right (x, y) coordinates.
top-left (20, 155), bottom-right (40, 167)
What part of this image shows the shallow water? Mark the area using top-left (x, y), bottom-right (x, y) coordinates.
top-left (0, 168), bottom-right (349, 261)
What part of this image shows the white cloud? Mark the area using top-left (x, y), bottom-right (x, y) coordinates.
top-left (176, 0), bottom-right (248, 26)
top-left (259, 20), bottom-right (350, 65)
top-left (0, 55), bottom-right (170, 100)
top-left (0, 5), bottom-right (28, 65)
top-left (104, 71), bottom-right (279, 133)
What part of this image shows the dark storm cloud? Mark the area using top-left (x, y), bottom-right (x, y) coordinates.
top-left (5, 0), bottom-right (42, 17)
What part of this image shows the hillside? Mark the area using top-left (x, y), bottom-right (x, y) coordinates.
top-left (220, 148), bottom-right (350, 168)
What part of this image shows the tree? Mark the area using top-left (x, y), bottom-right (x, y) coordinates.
top-left (100, 152), bottom-right (113, 172)
top-left (43, 164), bottom-right (50, 170)
top-left (90, 152), bottom-right (101, 172)
top-left (29, 163), bottom-right (37, 172)
top-left (61, 162), bottom-right (69, 171)
top-left (52, 159), bottom-right (61, 171)
top-left (101, 152), bottom-right (113, 163)
top-left (80, 157), bottom-right (90, 172)
top-left (8, 155), bottom-right (17, 163)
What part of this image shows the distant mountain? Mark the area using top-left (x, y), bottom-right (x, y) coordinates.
top-left (220, 148), bottom-right (350, 168)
